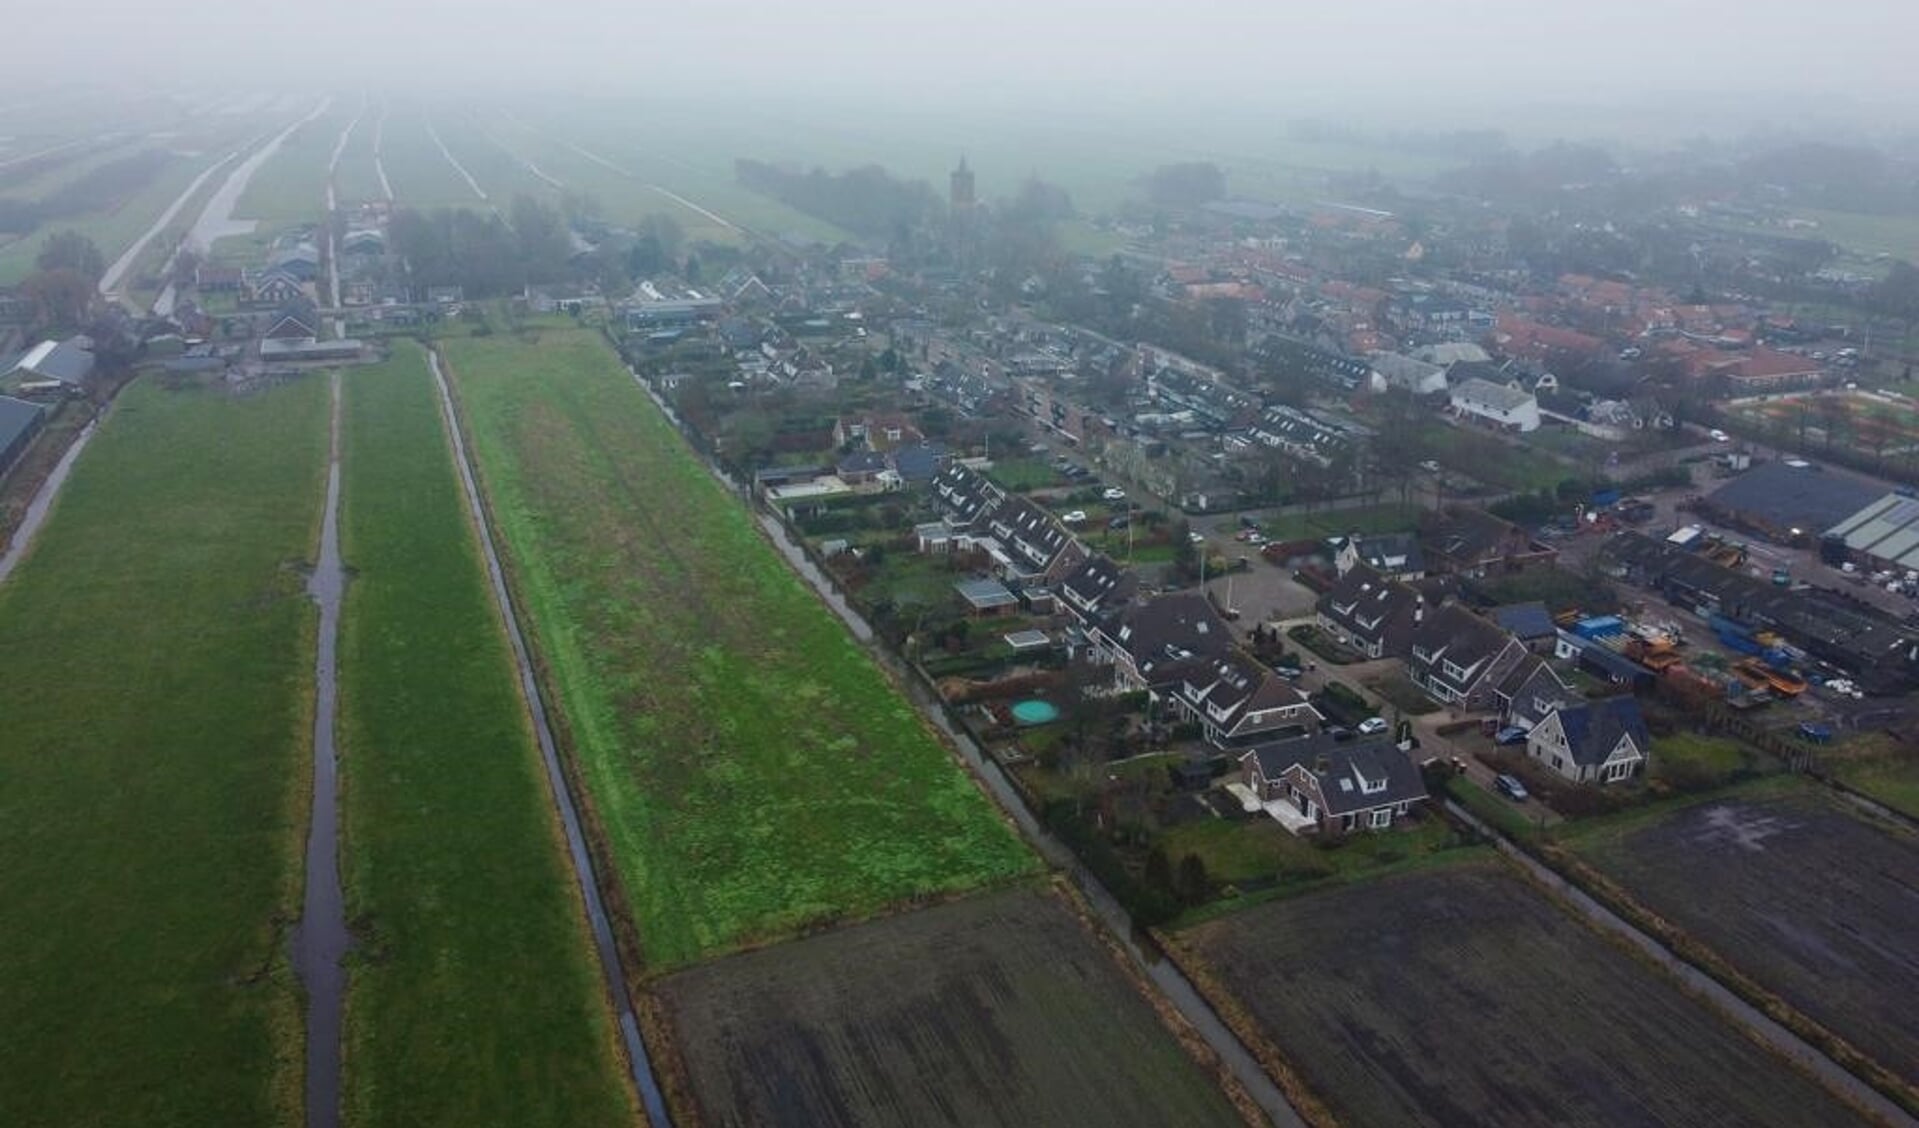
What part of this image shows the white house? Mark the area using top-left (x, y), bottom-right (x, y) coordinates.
top-left (1450, 377), bottom-right (1541, 433)
top-left (1526, 696), bottom-right (1650, 784)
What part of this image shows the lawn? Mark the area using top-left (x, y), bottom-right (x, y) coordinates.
top-left (656, 884), bottom-right (1245, 1127)
top-left (441, 328), bottom-right (1034, 967)
top-left (0, 375), bottom-right (328, 1125)
top-left (1262, 501), bottom-right (1421, 542)
top-left (985, 455), bottom-right (1067, 492)
top-left (337, 345), bottom-right (639, 1127)
top-left (1181, 862), bottom-right (1867, 1127)
top-left (1826, 732), bottom-right (1919, 818)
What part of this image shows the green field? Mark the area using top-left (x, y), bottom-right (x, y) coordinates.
top-left (236, 101), bottom-right (355, 222)
top-left (442, 327), bottom-right (1033, 967)
top-left (334, 104), bottom-right (390, 206)
top-left (338, 345), bottom-right (639, 1126)
top-left (0, 149), bottom-right (210, 285)
top-left (379, 108), bottom-right (487, 210)
top-left (0, 376), bottom-right (328, 1125)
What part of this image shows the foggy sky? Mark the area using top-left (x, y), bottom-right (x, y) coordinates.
top-left (18, 0), bottom-right (1919, 134)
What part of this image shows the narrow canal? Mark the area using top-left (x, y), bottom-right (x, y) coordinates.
top-left (428, 351), bottom-right (672, 1126)
top-left (293, 372), bottom-right (350, 1128)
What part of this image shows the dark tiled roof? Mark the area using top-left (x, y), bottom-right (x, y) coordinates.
top-left (1318, 563), bottom-right (1420, 638)
top-left (1245, 733), bottom-right (1427, 815)
top-left (1107, 591), bottom-right (1231, 676)
top-left (1060, 553), bottom-right (1135, 616)
top-left (1556, 696), bottom-right (1650, 767)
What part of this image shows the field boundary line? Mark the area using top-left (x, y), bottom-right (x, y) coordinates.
top-left (427, 347), bottom-right (670, 1128)
top-left (1446, 799), bottom-right (1917, 1125)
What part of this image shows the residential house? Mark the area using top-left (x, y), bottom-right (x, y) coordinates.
top-left (1405, 604), bottom-right (1528, 710)
top-left (270, 243), bottom-right (322, 281)
top-left (1092, 591), bottom-right (1232, 692)
top-left (1239, 732), bottom-right (1428, 834)
top-left (1058, 553), bottom-right (1137, 625)
top-left (835, 450), bottom-right (891, 486)
top-left (1526, 696), bottom-right (1651, 784)
top-left (1316, 563), bottom-right (1421, 659)
top-left (1249, 405), bottom-right (1367, 468)
top-left (891, 440), bottom-right (950, 483)
top-left (241, 269), bottom-right (304, 308)
top-left (834, 413), bottom-right (922, 453)
top-left (194, 263), bottom-right (242, 293)
top-left (1450, 377), bottom-right (1541, 432)
top-left (1498, 658), bottom-right (1579, 730)
top-left (987, 494), bottom-right (1082, 581)
top-left (1168, 653), bottom-right (1321, 747)
top-left (1421, 506), bottom-right (1557, 577)
top-left (1335, 532), bottom-right (1425, 580)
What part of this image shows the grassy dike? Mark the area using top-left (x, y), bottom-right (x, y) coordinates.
top-left (0, 376), bottom-right (328, 1125)
top-left (337, 344), bottom-right (639, 1127)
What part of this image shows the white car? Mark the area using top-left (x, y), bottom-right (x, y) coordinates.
top-left (1102, 487), bottom-right (1127, 501)
top-left (1062, 510), bottom-right (1087, 524)
top-left (1708, 429), bottom-right (1730, 442)
top-left (1357, 717), bottom-right (1389, 735)
top-left (1419, 460), bottom-right (1441, 472)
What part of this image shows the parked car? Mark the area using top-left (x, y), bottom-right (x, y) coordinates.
top-left (1239, 514), bottom-right (1261, 530)
top-left (1494, 725), bottom-right (1529, 746)
top-left (1188, 531), bottom-right (1205, 544)
top-left (1062, 510), bottom-right (1087, 524)
top-left (1326, 725), bottom-right (1354, 742)
top-left (1493, 773), bottom-right (1530, 801)
top-left (1357, 717), bottom-right (1388, 735)
top-left (1708, 428), bottom-right (1730, 442)
top-left (1273, 665), bottom-right (1303, 681)
top-left (1419, 459), bottom-right (1441, 472)
top-left (1106, 515), bottom-right (1130, 530)
top-left (1102, 487), bottom-right (1127, 501)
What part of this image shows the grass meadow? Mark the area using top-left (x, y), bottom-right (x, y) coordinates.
top-left (337, 344), bottom-right (639, 1127)
top-left (441, 327), bottom-right (1034, 968)
top-left (0, 375), bottom-right (329, 1125)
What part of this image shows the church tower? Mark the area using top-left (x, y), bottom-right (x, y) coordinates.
top-left (950, 156), bottom-right (976, 214)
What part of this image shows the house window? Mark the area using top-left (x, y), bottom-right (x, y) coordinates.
top-left (1369, 809), bottom-right (1392, 829)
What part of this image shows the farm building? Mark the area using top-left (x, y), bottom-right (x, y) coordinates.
top-left (1824, 492), bottom-right (1919, 573)
top-left (1695, 460), bottom-right (1883, 545)
top-left (3, 337), bottom-right (95, 390)
top-left (0, 394), bottom-right (46, 477)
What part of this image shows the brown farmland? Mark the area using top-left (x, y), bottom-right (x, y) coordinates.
top-left (1183, 862), bottom-right (1866, 1127)
top-left (655, 885), bottom-right (1247, 1128)
top-left (1576, 790), bottom-right (1919, 1078)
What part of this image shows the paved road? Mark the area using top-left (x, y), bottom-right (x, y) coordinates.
top-left (429, 352), bottom-right (672, 1127)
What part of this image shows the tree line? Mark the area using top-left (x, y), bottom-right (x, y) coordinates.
top-left (734, 159), bottom-right (943, 239)
top-left (387, 194), bottom-right (576, 299)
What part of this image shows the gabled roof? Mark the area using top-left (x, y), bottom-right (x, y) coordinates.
top-left (1553, 696), bottom-right (1650, 766)
top-left (1410, 604), bottom-right (1516, 682)
top-left (1243, 732), bottom-right (1427, 815)
top-left (990, 494), bottom-right (1074, 574)
top-left (1318, 563), bottom-right (1420, 637)
top-left (1452, 377), bottom-right (1534, 412)
top-left (836, 450), bottom-right (889, 475)
top-left (1503, 657), bottom-right (1576, 714)
top-left (1105, 591), bottom-right (1231, 678)
top-left (1174, 652), bottom-right (1314, 740)
top-left (1704, 461), bottom-right (1882, 536)
top-left (931, 463), bottom-right (1003, 527)
top-left (1059, 553), bottom-right (1136, 617)
top-left (1346, 531), bottom-right (1423, 574)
